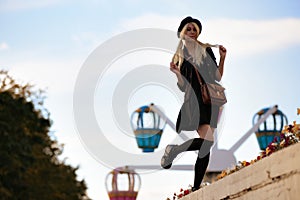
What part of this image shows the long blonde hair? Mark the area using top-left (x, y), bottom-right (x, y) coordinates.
top-left (172, 22), bottom-right (217, 68)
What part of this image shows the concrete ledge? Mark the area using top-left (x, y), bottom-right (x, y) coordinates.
top-left (181, 142), bottom-right (300, 200)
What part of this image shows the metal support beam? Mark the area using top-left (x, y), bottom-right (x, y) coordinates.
top-left (124, 165), bottom-right (194, 171)
top-left (229, 105), bottom-right (278, 153)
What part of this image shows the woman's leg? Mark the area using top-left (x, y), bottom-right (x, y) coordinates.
top-left (193, 149), bottom-right (211, 190)
top-left (161, 137), bottom-right (207, 169)
top-left (193, 139), bottom-right (213, 190)
top-left (161, 125), bottom-right (215, 169)
top-left (197, 124), bottom-right (214, 141)
top-left (192, 124), bottom-right (214, 190)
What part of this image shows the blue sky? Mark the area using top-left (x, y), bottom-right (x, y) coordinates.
top-left (1, 0), bottom-right (300, 199)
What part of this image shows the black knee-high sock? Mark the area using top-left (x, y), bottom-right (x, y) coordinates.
top-left (193, 140), bottom-right (213, 189)
top-left (194, 140), bottom-right (213, 189)
top-left (194, 152), bottom-right (210, 189)
top-left (173, 138), bottom-right (205, 156)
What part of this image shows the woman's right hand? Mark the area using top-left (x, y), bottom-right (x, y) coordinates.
top-left (170, 62), bottom-right (185, 89)
top-left (170, 62), bottom-right (180, 75)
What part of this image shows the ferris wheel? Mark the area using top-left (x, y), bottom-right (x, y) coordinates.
top-left (105, 104), bottom-right (286, 199)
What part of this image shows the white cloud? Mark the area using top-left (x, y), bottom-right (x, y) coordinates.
top-left (0, 42), bottom-right (9, 50)
top-left (119, 14), bottom-right (300, 56)
top-left (7, 57), bottom-right (82, 94)
top-left (0, 0), bottom-right (66, 12)
top-left (204, 18), bottom-right (300, 56)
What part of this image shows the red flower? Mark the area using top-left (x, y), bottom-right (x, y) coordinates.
top-left (184, 190), bottom-right (190, 195)
top-left (257, 156), bottom-right (261, 160)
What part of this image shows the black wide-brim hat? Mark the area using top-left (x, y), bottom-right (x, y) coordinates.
top-left (177, 16), bottom-right (202, 38)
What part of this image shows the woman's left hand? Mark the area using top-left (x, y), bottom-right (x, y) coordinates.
top-left (219, 45), bottom-right (227, 58)
top-left (216, 45), bottom-right (226, 81)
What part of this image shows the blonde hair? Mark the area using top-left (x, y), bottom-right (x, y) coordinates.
top-left (172, 22), bottom-right (216, 68)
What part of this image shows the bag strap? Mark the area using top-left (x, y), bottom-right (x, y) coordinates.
top-left (193, 66), bottom-right (204, 86)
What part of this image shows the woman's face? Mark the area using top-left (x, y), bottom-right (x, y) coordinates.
top-left (185, 23), bottom-right (198, 40)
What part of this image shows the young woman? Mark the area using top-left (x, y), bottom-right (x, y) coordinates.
top-left (161, 16), bottom-right (227, 191)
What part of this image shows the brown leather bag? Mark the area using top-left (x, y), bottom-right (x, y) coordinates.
top-left (194, 66), bottom-right (227, 107)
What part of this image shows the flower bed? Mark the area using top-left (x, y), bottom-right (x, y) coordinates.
top-left (217, 108), bottom-right (300, 180)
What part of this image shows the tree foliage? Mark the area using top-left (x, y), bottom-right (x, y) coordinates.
top-left (0, 71), bottom-right (90, 200)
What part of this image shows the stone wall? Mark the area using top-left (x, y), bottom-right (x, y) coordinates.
top-left (181, 142), bottom-right (300, 200)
